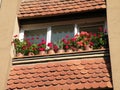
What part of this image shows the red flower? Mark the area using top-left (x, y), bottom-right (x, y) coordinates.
top-left (74, 33), bottom-right (79, 38)
top-left (77, 41), bottom-right (83, 46)
top-left (38, 43), bottom-right (41, 46)
top-left (65, 45), bottom-right (69, 49)
top-left (89, 42), bottom-right (94, 46)
top-left (53, 45), bottom-right (58, 52)
top-left (93, 33), bottom-right (97, 37)
top-left (80, 31), bottom-right (86, 36)
top-left (39, 48), bottom-right (45, 51)
top-left (71, 37), bottom-right (76, 42)
top-left (47, 42), bottom-right (53, 49)
top-left (66, 41), bottom-right (70, 44)
top-left (62, 38), bottom-right (67, 44)
top-left (27, 42), bottom-right (32, 47)
top-left (42, 41), bottom-right (46, 44)
top-left (84, 38), bottom-right (89, 41)
top-left (80, 31), bottom-right (89, 37)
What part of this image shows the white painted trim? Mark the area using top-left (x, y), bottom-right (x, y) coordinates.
top-left (74, 24), bottom-right (79, 35)
top-left (19, 30), bottom-right (24, 41)
top-left (46, 26), bottom-right (51, 45)
top-left (104, 21), bottom-right (108, 33)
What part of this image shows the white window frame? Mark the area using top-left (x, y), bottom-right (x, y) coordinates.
top-left (19, 30), bottom-right (24, 41)
top-left (20, 18), bottom-right (106, 44)
top-left (20, 24), bottom-right (79, 43)
top-left (46, 26), bottom-right (52, 45)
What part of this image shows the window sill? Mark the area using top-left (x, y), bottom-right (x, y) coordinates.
top-left (12, 49), bottom-right (109, 65)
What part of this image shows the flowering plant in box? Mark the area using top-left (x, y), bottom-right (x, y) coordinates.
top-left (62, 35), bottom-right (72, 50)
top-left (38, 38), bottom-right (46, 51)
top-left (27, 44), bottom-right (38, 55)
top-left (12, 35), bottom-right (26, 55)
top-left (90, 27), bottom-right (108, 49)
top-left (47, 42), bottom-right (58, 52)
top-left (75, 31), bottom-right (91, 50)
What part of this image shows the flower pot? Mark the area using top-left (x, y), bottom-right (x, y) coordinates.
top-left (39, 51), bottom-right (46, 55)
top-left (28, 52), bottom-right (34, 56)
top-left (85, 45), bottom-right (93, 51)
top-left (48, 49), bottom-right (55, 54)
top-left (57, 49), bottom-right (65, 54)
top-left (77, 48), bottom-right (83, 52)
top-left (100, 46), bottom-right (105, 50)
top-left (66, 49), bottom-right (73, 53)
top-left (16, 53), bottom-right (24, 57)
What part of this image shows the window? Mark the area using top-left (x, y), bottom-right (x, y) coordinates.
top-left (78, 21), bottom-right (105, 33)
top-left (20, 18), bottom-right (107, 45)
top-left (24, 28), bottom-right (47, 44)
top-left (51, 24), bottom-right (74, 43)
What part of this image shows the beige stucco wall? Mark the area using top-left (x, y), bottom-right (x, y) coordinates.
top-left (11, 17), bottom-right (20, 58)
top-left (0, 0), bottom-right (20, 89)
top-left (107, 0), bottom-right (120, 90)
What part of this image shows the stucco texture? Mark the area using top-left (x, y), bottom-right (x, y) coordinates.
top-left (0, 0), bottom-right (21, 89)
top-left (107, 0), bottom-right (120, 90)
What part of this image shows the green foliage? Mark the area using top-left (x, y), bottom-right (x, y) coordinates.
top-left (56, 40), bottom-right (64, 49)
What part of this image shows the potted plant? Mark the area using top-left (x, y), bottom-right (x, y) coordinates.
top-left (90, 27), bottom-right (108, 50)
top-left (69, 37), bottom-right (77, 51)
top-left (47, 42), bottom-right (55, 54)
top-left (62, 35), bottom-right (73, 53)
top-left (28, 44), bottom-right (38, 56)
top-left (12, 35), bottom-right (26, 57)
top-left (76, 31), bottom-right (92, 51)
top-left (56, 40), bottom-right (65, 54)
top-left (37, 38), bottom-right (46, 55)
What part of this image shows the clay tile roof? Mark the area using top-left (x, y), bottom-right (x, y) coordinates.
top-left (7, 58), bottom-right (113, 90)
top-left (18, 0), bottom-right (106, 19)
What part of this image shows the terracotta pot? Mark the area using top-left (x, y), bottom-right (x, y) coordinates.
top-left (16, 53), bottom-right (24, 57)
top-left (77, 48), bottom-right (83, 52)
top-left (48, 49), bottom-right (55, 54)
top-left (57, 49), bottom-right (65, 54)
top-left (66, 49), bottom-right (73, 53)
top-left (85, 45), bottom-right (93, 51)
top-left (28, 52), bottom-right (34, 56)
top-left (39, 51), bottom-right (46, 55)
top-left (100, 46), bottom-right (105, 50)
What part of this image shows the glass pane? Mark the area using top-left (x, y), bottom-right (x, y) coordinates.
top-left (78, 22), bottom-right (104, 33)
top-left (51, 25), bottom-right (74, 43)
top-left (24, 28), bottom-right (47, 44)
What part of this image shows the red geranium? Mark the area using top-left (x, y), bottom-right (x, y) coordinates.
top-left (38, 38), bottom-right (46, 51)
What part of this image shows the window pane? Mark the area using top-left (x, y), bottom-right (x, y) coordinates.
top-left (51, 25), bottom-right (74, 43)
top-left (78, 22), bottom-right (104, 33)
top-left (24, 29), bottom-right (47, 44)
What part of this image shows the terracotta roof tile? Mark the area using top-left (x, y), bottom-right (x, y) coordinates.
top-left (18, 0), bottom-right (106, 19)
top-left (7, 58), bottom-right (112, 90)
